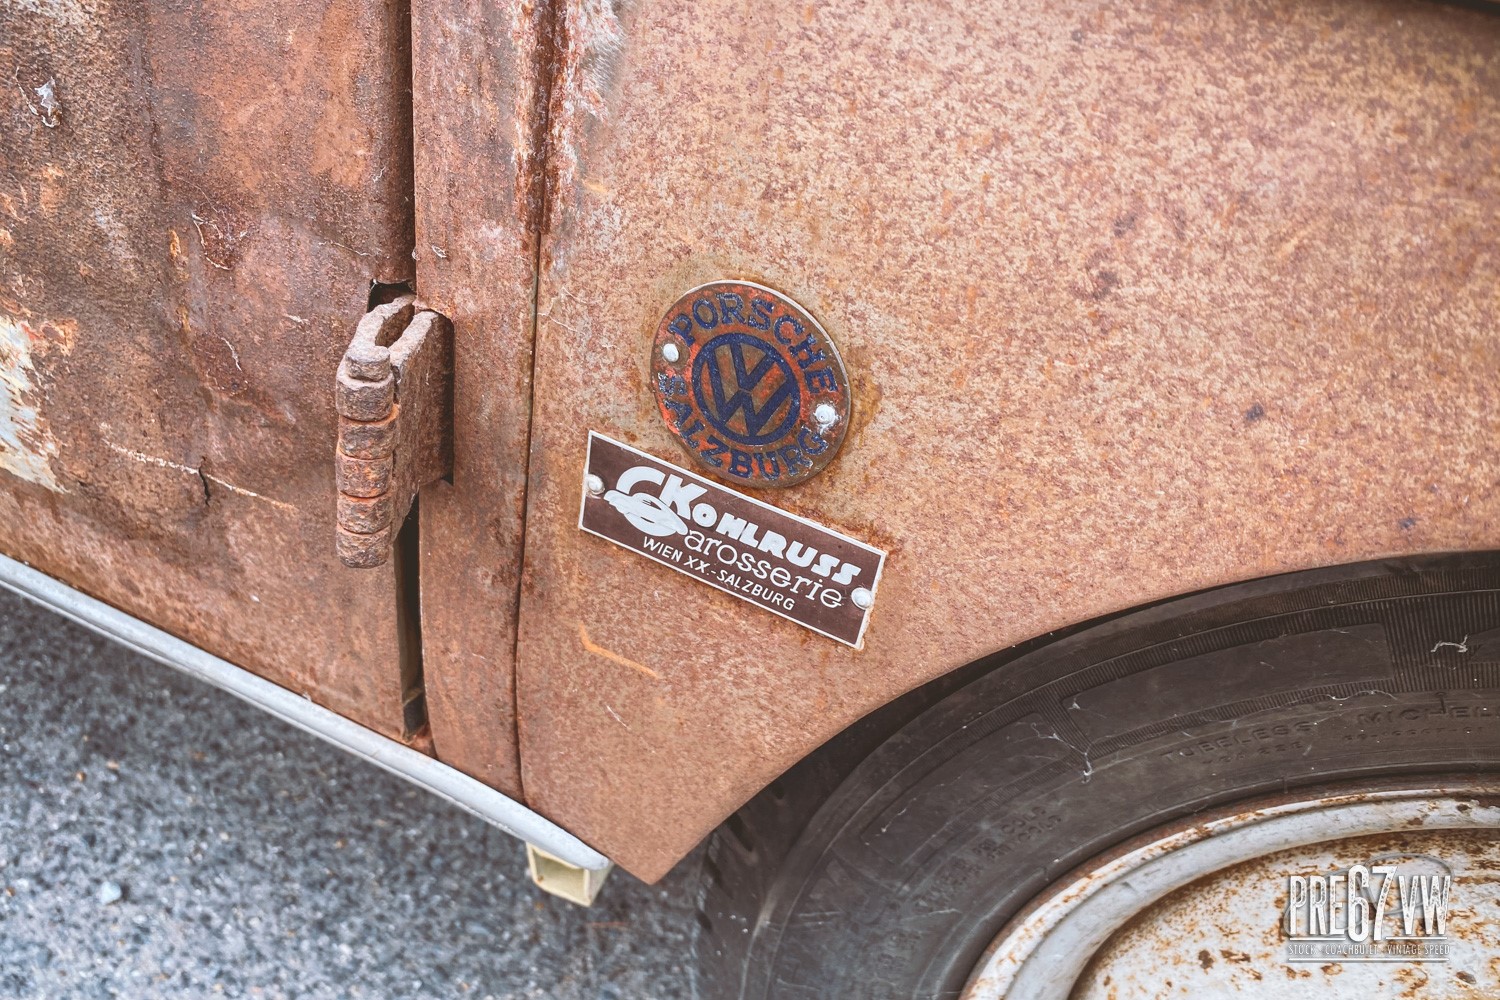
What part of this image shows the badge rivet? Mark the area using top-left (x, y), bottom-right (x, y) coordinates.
top-left (650, 280), bottom-right (851, 489)
top-left (584, 473), bottom-right (605, 497)
top-left (851, 587), bottom-right (875, 610)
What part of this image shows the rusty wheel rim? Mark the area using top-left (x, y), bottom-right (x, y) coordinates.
top-left (961, 778), bottom-right (1500, 1000)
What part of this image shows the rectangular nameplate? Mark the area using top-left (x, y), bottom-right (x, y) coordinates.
top-left (578, 432), bottom-right (885, 647)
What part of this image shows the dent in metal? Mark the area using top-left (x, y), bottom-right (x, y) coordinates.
top-left (548, 0), bottom-right (624, 234)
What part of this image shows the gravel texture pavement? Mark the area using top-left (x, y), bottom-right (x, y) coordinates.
top-left (0, 588), bottom-right (701, 999)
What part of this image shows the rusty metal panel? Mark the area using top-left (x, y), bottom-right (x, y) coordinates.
top-left (407, 0), bottom-right (541, 795)
top-left (511, 0), bottom-right (1500, 879)
top-left (1, 0), bottom-right (415, 733)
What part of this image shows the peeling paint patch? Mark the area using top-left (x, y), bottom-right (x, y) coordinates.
top-left (7, 0), bottom-right (92, 30)
top-left (18, 77), bottom-right (63, 128)
top-left (512, 0), bottom-right (625, 242)
top-left (511, 0), bottom-right (555, 235)
top-left (550, 0), bottom-right (624, 217)
top-left (0, 314), bottom-right (68, 492)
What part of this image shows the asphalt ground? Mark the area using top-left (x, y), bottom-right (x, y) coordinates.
top-left (0, 587), bottom-right (701, 999)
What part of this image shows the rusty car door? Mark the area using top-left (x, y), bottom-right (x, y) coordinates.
top-left (2, 1), bottom-right (420, 737)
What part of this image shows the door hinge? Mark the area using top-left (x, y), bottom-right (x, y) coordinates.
top-left (335, 295), bottom-right (453, 568)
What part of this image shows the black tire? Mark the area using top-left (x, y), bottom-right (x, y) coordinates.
top-left (692, 553), bottom-right (1500, 999)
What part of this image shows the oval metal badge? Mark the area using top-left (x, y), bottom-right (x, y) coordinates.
top-left (650, 281), bottom-right (850, 488)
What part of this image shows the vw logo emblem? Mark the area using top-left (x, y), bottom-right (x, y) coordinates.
top-left (692, 332), bottom-right (801, 447)
top-left (649, 281), bottom-right (851, 488)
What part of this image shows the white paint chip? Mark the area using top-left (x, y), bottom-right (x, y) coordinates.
top-left (0, 314), bottom-right (67, 492)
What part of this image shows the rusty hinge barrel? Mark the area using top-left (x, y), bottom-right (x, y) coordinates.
top-left (335, 295), bottom-right (453, 568)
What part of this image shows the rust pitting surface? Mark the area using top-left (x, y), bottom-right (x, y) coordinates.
top-left (511, 0), bottom-right (1500, 880)
top-left (409, 0), bottom-right (549, 794)
top-left (1, 0), bottom-right (417, 734)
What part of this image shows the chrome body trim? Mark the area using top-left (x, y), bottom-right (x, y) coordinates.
top-left (0, 554), bottom-right (610, 871)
